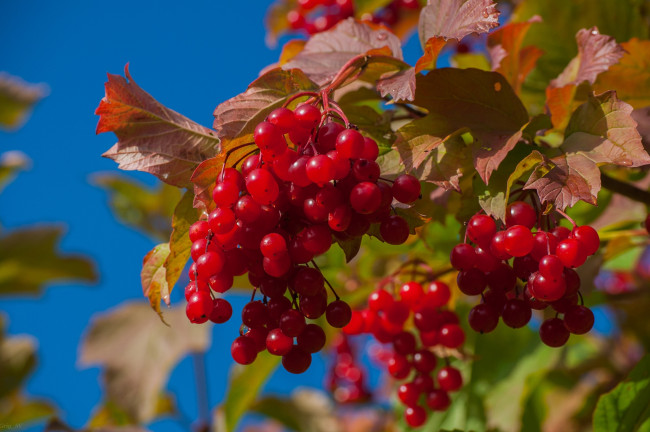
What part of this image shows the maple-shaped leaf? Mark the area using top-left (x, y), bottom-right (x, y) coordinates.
top-left (79, 302), bottom-right (211, 424)
top-left (563, 91), bottom-right (650, 167)
top-left (0, 72), bottom-right (47, 131)
top-left (400, 68), bottom-right (529, 184)
top-left (213, 68), bottom-right (318, 141)
top-left (282, 18), bottom-right (404, 86)
top-left (524, 153), bottom-right (600, 210)
top-left (487, 16), bottom-right (543, 94)
top-left (594, 38), bottom-right (650, 109)
top-left (96, 65), bottom-right (220, 188)
top-left (551, 27), bottom-right (624, 88)
top-left (0, 226), bottom-right (97, 297)
top-left (418, 0), bottom-right (499, 48)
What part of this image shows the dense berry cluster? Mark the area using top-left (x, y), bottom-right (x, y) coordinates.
top-left (184, 102), bottom-right (420, 373)
top-left (450, 201), bottom-right (598, 347)
top-left (286, 0), bottom-right (420, 35)
top-left (343, 280), bottom-right (464, 427)
top-left (326, 334), bottom-right (372, 404)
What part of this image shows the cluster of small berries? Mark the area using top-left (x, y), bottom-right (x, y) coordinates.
top-left (326, 334), bottom-right (372, 404)
top-left (183, 101), bottom-right (420, 373)
top-left (450, 201), bottom-right (597, 347)
top-left (343, 280), bottom-right (464, 427)
top-left (286, 0), bottom-right (420, 35)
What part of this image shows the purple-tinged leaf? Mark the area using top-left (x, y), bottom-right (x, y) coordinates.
top-left (282, 18), bottom-right (403, 86)
top-left (376, 67), bottom-right (416, 102)
top-left (563, 91), bottom-right (650, 167)
top-left (551, 27), bottom-right (624, 88)
top-left (418, 0), bottom-right (500, 48)
top-left (213, 68), bottom-right (318, 140)
top-left (96, 65), bottom-right (220, 188)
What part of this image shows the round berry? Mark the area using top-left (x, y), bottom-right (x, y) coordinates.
top-left (349, 182), bottom-right (381, 214)
top-left (282, 346), bottom-right (311, 374)
top-left (399, 281), bottom-right (424, 308)
top-left (398, 382), bottom-right (420, 406)
top-left (563, 305), bottom-right (594, 334)
top-left (392, 174), bottom-right (421, 203)
top-left (467, 214), bottom-right (496, 248)
top-left (335, 129), bottom-right (364, 159)
top-left (266, 328), bottom-right (293, 356)
top-left (504, 225), bottom-right (534, 257)
top-left (439, 324), bottom-right (465, 348)
top-left (186, 291), bottom-right (213, 324)
top-left (468, 303), bottom-right (499, 333)
top-left (556, 239), bottom-right (588, 268)
top-left (450, 243), bottom-right (477, 270)
top-left (297, 323), bottom-right (326, 353)
top-left (501, 298), bottom-right (532, 328)
top-left (404, 406), bottom-right (427, 427)
top-left (326, 300), bottom-right (352, 328)
top-left (231, 336), bottom-right (257, 365)
top-left (570, 225), bottom-right (600, 256)
top-left (539, 318), bottom-right (570, 347)
top-left (189, 220), bottom-right (209, 242)
top-left (280, 309), bottom-right (306, 337)
top-left (413, 349), bottom-right (437, 373)
top-left (437, 366), bottom-right (463, 392)
top-left (506, 201), bottom-right (537, 228)
top-left (426, 389), bottom-right (450, 411)
top-left (380, 215), bottom-right (410, 245)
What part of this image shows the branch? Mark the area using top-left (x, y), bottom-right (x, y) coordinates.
top-left (601, 173), bottom-right (650, 205)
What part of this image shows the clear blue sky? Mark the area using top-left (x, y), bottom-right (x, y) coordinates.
top-left (0, 2), bottom-right (425, 430)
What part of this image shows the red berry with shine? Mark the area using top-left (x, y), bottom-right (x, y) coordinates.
top-left (326, 300), bottom-right (352, 328)
top-left (380, 215), bottom-right (410, 245)
top-left (392, 174), bottom-right (421, 203)
top-left (437, 366), bottom-right (463, 392)
top-left (506, 201), bottom-right (537, 229)
top-left (504, 225), bottom-right (534, 257)
top-left (556, 239), bottom-right (588, 268)
top-left (570, 225), bottom-right (600, 256)
top-left (563, 305), bottom-right (594, 334)
top-left (231, 336), bottom-right (257, 365)
top-left (266, 328), bottom-right (293, 356)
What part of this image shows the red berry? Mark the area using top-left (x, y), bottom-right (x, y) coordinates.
top-left (360, 137), bottom-right (379, 160)
top-left (457, 268), bottom-right (487, 296)
top-left (539, 318), bottom-right (570, 347)
top-left (349, 182), bottom-right (381, 214)
top-left (490, 230), bottom-right (512, 260)
top-left (504, 225), bottom-right (534, 257)
top-left (186, 291), bottom-right (213, 324)
top-left (398, 382), bottom-right (420, 406)
top-left (387, 353), bottom-right (411, 379)
top-left (426, 389), bottom-right (451, 411)
top-left (468, 303), bottom-right (499, 333)
top-left (399, 281), bottom-right (424, 308)
top-left (266, 328), bottom-right (293, 356)
top-left (368, 289), bottom-right (394, 312)
top-left (413, 349), bottom-right (437, 373)
top-left (380, 215), bottom-right (410, 245)
top-left (439, 324), bottom-right (465, 348)
top-left (196, 250), bottom-right (226, 278)
top-left (189, 221), bottom-right (210, 242)
top-left (208, 208), bottom-right (236, 234)
top-left (393, 331), bottom-right (417, 355)
top-left (280, 309), bottom-right (306, 337)
top-left (563, 305), bottom-right (594, 334)
top-left (404, 406), bottom-right (427, 427)
top-left (392, 174), bottom-right (421, 203)
top-left (570, 225), bottom-right (600, 256)
top-left (301, 224), bottom-right (331, 255)
top-left (212, 181), bottom-right (240, 207)
top-left (556, 239), bottom-right (588, 268)
top-left (267, 107), bottom-right (297, 134)
top-left (246, 168), bottom-right (279, 205)
top-left (297, 323), bottom-right (326, 353)
top-left (306, 155), bottom-right (335, 185)
top-left (294, 104), bottom-right (321, 129)
top-left (336, 129), bottom-right (365, 159)
top-left (501, 298), bottom-right (532, 328)
top-left (437, 366), bottom-right (463, 392)
top-left (467, 214), bottom-right (497, 248)
top-left (531, 231), bottom-right (558, 261)
top-left (326, 300), bottom-right (352, 328)
top-left (231, 336), bottom-right (257, 365)
top-left (450, 243), bottom-right (477, 270)
top-left (282, 346), bottom-right (311, 374)
top-left (352, 159), bottom-right (380, 182)
top-left (424, 281), bottom-right (451, 307)
top-left (506, 201), bottom-right (537, 229)
top-left (551, 226), bottom-right (571, 241)
top-left (531, 272), bottom-right (566, 302)
top-left (242, 300), bottom-right (269, 328)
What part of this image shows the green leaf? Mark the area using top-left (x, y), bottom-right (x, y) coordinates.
top-left (593, 354), bottom-right (650, 432)
top-left (164, 191), bottom-right (196, 292)
top-left (354, 0), bottom-right (393, 16)
top-left (0, 151), bottom-right (30, 193)
top-left (450, 53), bottom-right (491, 70)
top-left (0, 397), bottom-right (56, 426)
top-left (0, 73), bottom-right (47, 131)
top-left (0, 226), bottom-right (97, 297)
top-left (340, 104), bottom-right (396, 149)
top-left (222, 350), bottom-right (281, 432)
top-left (141, 243), bottom-right (171, 320)
top-left (93, 174), bottom-right (181, 242)
top-left (79, 302), bottom-right (211, 424)
top-left (334, 235), bottom-right (362, 263)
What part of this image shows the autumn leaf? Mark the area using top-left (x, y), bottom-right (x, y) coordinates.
top-left (563, 91), bottom-right (650, 167)
top-left (213, 68), bottom-right (318, 141)
top-left (399, 68), bottom-right (529, 184)
top-left (92, 173), bottom-right (181, 242)
top-left (487, 16), bottom-right (543, 94)
top-left (414, 37), bottom-right (447, 73)
top-left (141, 243), bottom-right (172, 321)
top-left (0, 72), bottom-right (47, 131)
top-left (282, 18), bottom-right (404, 86)
top-left (79, 302), bottom-right (211, 424)
top-left (524, 152), bottom-right (600, 210)
top-left (376, 67), bottom-right (416, 102)
top-left (96, 65), bottom-right (220, 188)
top-left (164, 191), bottom-right (197, 293)
top-left (418, 0), bottom-right (499, 48)
top-left (594, 38), bottom-right (650, 109)
top-left (0, 226), bottom-right (97, 297)
top-left (632, 107), bottom-right (650, 152)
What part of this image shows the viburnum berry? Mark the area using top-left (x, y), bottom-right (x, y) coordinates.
top-left (231, 336), bottom-right (257, 365)
top-left (380, 215), bottom-right (410, 245)
top-left (266, 328), bottom-right (293, 356)
top-left (326, 300), bottom-right (352, 328)
top-left (392, 174), bottom-right (421, 203)
top-left (539, 318), bottom-right (570, 347)
top-left (282, 346), bottom-right (312, 374)
top-left (437, 366), bottom-right (463, 392)
top-left (505, 201), bottom-right (537, 229)
top-left (209, 298), bottom-right (232, 324)
top-left (424, 281), bottom-right (450, 307)
top-left (297, 323), bottom-right (326, 353)
top-left (426, 389), bottom-right (451, 411)
top-left (467, 214), bottom-right (497, 247)
top-left (504, 225), bottom-right (534, 257)
top-left (439, 324), bottom-right (465, 348)
top-left (570, 225), bottom-right (600, 256)
top-left (563, 305), bottom-right (594, 334)
top-left (556, 239), bottom-right (588, 268)
top-left (450, 243), bottom-right (476, 270)
top-left (404, 406), bottom-right (427, 427)
top-left (186, 291), bottom-right (213, 324)
top-left (501, 298), bottom-right (532, 328)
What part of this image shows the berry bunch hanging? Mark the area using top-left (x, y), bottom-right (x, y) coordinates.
top-left (326, 334), bottom-right (372, 404)
top-left (343, 278), bottom-right (464, 427)
top-left (286, 0), bottom-right (421, 35)
top-left (184, 99), bottom-right (420, 374)
top-left (450, 200), bottom-right (598, 347)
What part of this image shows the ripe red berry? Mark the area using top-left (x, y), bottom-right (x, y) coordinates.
top-left (393, 331), bottom-right (417, 355)
top-left (399, 281), bottom-right (424, 308)
top-left (467, 214), bottom-right (497, 248)
top-left (186, 291), bottom-right (213, 324)
top-left (326, 300), bottom-right (352, 328)
top-left (404, 406), bottom-right (427, 427)
top-left (297, 323), bottom-right (326, 353)
top-left (360, 137), bottom-right (379, 160)
top-left (335, 129), bottom-right (364, 159)
top-left (501, 298), bottom-right (532, 328)
top-left (392, 174), bottom-right (421, 203)
top-left (282, 346), bottom-right (311, 374)
top-left (504, 225), bottom-right (534, 257)
top-left (437, 366), bottom-right (463, 392)
top-left (570, 225), bottom-right (600, 256)
top-left (380, 215), bottom-right (410, 245)
top-left (538, 254), bottom-right (565, 278)
top-left (267, 107), bottom-right (297, 134)
top-left (242, 300), bottom-right (269, 329)
top-left (563, 305), bottom-right (594, 334)
top-left (539, 318), bottom-right (570, 347)
top-left (349, 182), bottom-right (381, 214)
top-left (398, 382), bottom-right (420, 406)
top-left (196, 250), bottom-right (226, 278)
top-left (468, 303), bottom-right (499, 333)
top-left (439, 323), bottom-right (465, 348)
top-left (246, 168), bottom-right (279, 205)
top-left (531, 272), bottom-right (566, 302)
top-left (306, 155), bottom-right (335, 185)
top-left (209, 298), bottom-right (232, 324)
top-left (189, 220), bottom-right (210, 242)
top-left (426, 389), bottom-right (451, 411)
top-left (387, 353), bottom-right (411, 379)
top-left (457, 268), bottom-right (487, 296)
top-left (280, 309), bottom-right (306, 337)
top-left (556, 239), bottom-right (588, 268)
top-left (424, 281), bottom-right (451, 307)
top-left (506, 201), bottom-right (537, 229)
top-left (301, 224), bottom-right (332, 255)
top-left (450, 243), bottom-right (477, 270)
top-left (212, 181), bottom-right (240, 207)
top-left (266, 328), bottom-right (293, 356)
top-left (231, 336), bottom-right (257, 365)
top-left (368, 289), bottom-right (394, 312)
top-left (490, 230), bottom-right (512, 260)
top-left (413, 349), bottom-right (437, 373)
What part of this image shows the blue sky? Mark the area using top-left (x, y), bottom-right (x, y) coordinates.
top-left (0, 2), bottom-right (425, 430)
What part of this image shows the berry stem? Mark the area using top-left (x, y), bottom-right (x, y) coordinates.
top-left (555, 208), bottom-right (577, 227)
top-left (283, 91), bottom-right (320, 108)
top-left (220, 142), bottom-right (256, 178)
top-left (602, 172), bottom-right (650, 205)
top-left (310, 260), bottom-right (340, 300)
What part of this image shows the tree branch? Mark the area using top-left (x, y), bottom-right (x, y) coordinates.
top-left (601, 173), bottom-right (650, 205)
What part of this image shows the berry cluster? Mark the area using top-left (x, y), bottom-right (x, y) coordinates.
top-left (343, 280), bottom-right (464, 427)
top-left (184, 102), bottom-right (420, 373)
top-left (326, 334), bottom-right (372, 404)
top-left (286, 0), bottom-right (420, 35)
top-left (450, 201), bottom-right (598, 347)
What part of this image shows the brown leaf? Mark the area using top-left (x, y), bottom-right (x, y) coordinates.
top-left (96, 65), bottom-right (219, 188)
top-left (141, 243), bottom-right (171, 321)
top-left (594, 38), bottom-right (650, 109)
top-left (632, 106), bottom-right (650, 152)
top-left (376, 67), bottom-right (416, 102)
top-left (524, 153), bottom-right (601, 210)
top-left (213, 68), bottom-right (318, 140)
top-left (418, 0), bottom-right (500, 47)
top-left (414, 37), bottom-right (448, 73)
top-left (487, 16), bottom-right (543, 94)
top-left (563, 91), bottom-right (650, 167)
top-left (551, 27), bottom-right (624, 88)
top-left (282, 18), bottom-right (403, 86)
top-left (403, 68), bottom-right (529, 183)
top-left (79, 302), bottom-right (211, 424)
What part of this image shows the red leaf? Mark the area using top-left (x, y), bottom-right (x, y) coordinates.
top-left (551, 27), bottom-right (624, 88)
top-left (414, 37), bottom-right (448, 73)
top-left (281, 18), bottom-right (403, 86)
top-left (213, 68), bottom-right (318, 140)
top-left (376, 67), bottom-right (416, 102)
top-left (487, 16), bottom-right (543, 94)
top-left (418, 0), bottom-right (500, 47)
top-left (563, 91), bottom-right (650, 167)
top-left (96, 65), bottom-right (220, 188)
top-left (524, 153), bottom-right (600, 210)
